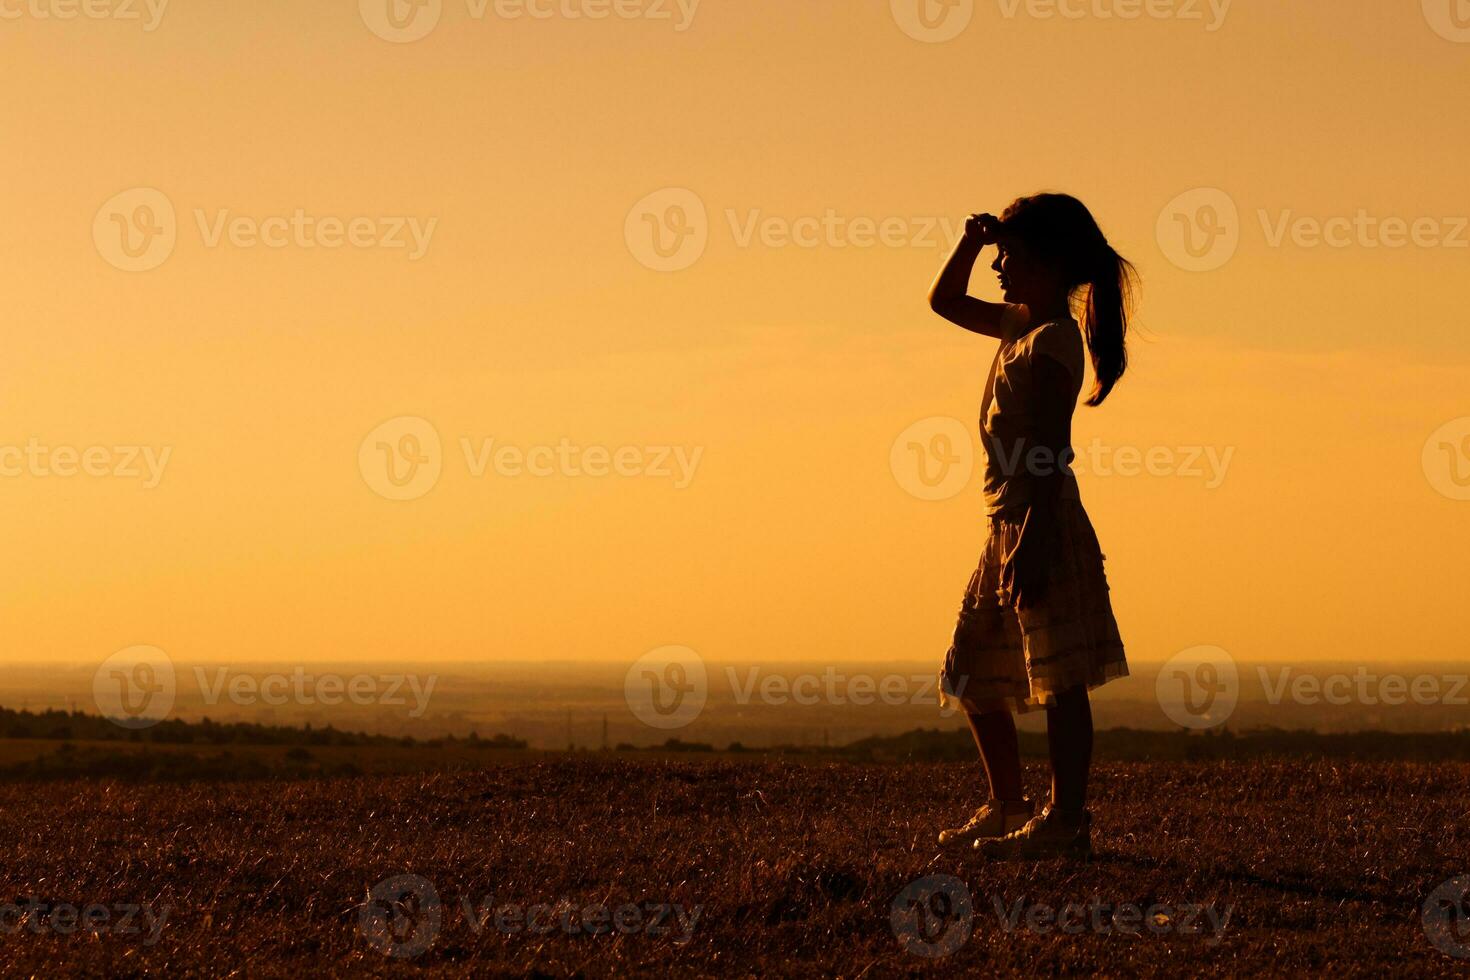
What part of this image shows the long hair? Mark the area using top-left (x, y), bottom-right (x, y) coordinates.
top-left (1001, 194), bottom-right (1137, 406)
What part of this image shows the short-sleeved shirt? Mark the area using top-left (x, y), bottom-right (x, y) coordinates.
top-left (980, 304), bottom-right (1086, 515)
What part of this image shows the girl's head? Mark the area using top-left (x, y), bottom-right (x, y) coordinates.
top-left (990, 193), bottom-right (1137, 407)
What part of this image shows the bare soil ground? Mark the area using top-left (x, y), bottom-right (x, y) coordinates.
top-left (1, 760), bottom-right (1468, 977)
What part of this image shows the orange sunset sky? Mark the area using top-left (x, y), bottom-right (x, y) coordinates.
top-left (2, 0), bottom-right (1467, 671)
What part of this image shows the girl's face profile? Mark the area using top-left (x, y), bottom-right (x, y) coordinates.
top-left (992, 237), bottom-right (1061, 307)
top-left (992, 239), bottom-right (1033, 304)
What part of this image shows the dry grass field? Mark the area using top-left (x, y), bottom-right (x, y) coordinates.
top-left (2, 759), bottom-right (1468, 977)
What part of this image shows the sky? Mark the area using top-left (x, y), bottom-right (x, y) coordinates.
top-left (1, 0), bottom-right (1467, 674)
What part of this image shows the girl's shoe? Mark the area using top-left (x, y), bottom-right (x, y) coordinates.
top-left (976, 804), bottom-right (1092, 859)
top-left (937, 799), bottom-right (1034, 847)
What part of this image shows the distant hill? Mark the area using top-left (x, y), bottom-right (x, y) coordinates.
top-left (6, 708), bottom-right (1470, 782)
top-left (0, 706), bottom-right (525, 749)
top-left (836, 726), bottom-right (1470, 763)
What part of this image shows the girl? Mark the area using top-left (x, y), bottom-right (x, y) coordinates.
top-left (926, 193), bottom-right (1134, 859)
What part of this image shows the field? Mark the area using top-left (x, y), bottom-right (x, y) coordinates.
top-left (1, 759), bottom-right (1468, 977)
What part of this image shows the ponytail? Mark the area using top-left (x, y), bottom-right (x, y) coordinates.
top-left (999, 193), bottom-right (1139, 408)
top-left (1081, 247), bottom-right (1136, 407)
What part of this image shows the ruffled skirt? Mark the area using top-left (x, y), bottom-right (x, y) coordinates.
top-left (939, 499), bottom-right (1128, 714)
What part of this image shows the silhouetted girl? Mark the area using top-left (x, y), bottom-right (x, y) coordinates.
top-left (927, 193), bottom-right (1134, 859)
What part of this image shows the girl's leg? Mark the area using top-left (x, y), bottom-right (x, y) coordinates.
top-left (964, 707), bottom-right (1024, 801)
top-left (1044, 685), bottom-right (1093, 813)
top-left (975, 688), bottom-right (1095, 858)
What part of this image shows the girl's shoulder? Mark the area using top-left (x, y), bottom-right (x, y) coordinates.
top-left (1014, 317), bottom-right (1085, 380)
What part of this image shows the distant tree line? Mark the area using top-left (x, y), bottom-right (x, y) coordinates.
top-left (0, 707), bottom-right (525, 750)
top-left (9, 706), bottom-right (1470, 764)
top-left (834, 727), bottom-right (1470, 763)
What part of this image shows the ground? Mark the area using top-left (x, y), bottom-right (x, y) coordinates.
top-left (1, 760), bottom-right (1467, 977)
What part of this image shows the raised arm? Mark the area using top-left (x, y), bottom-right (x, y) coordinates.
top-left (927, 213), bottom-right (1010, 338)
